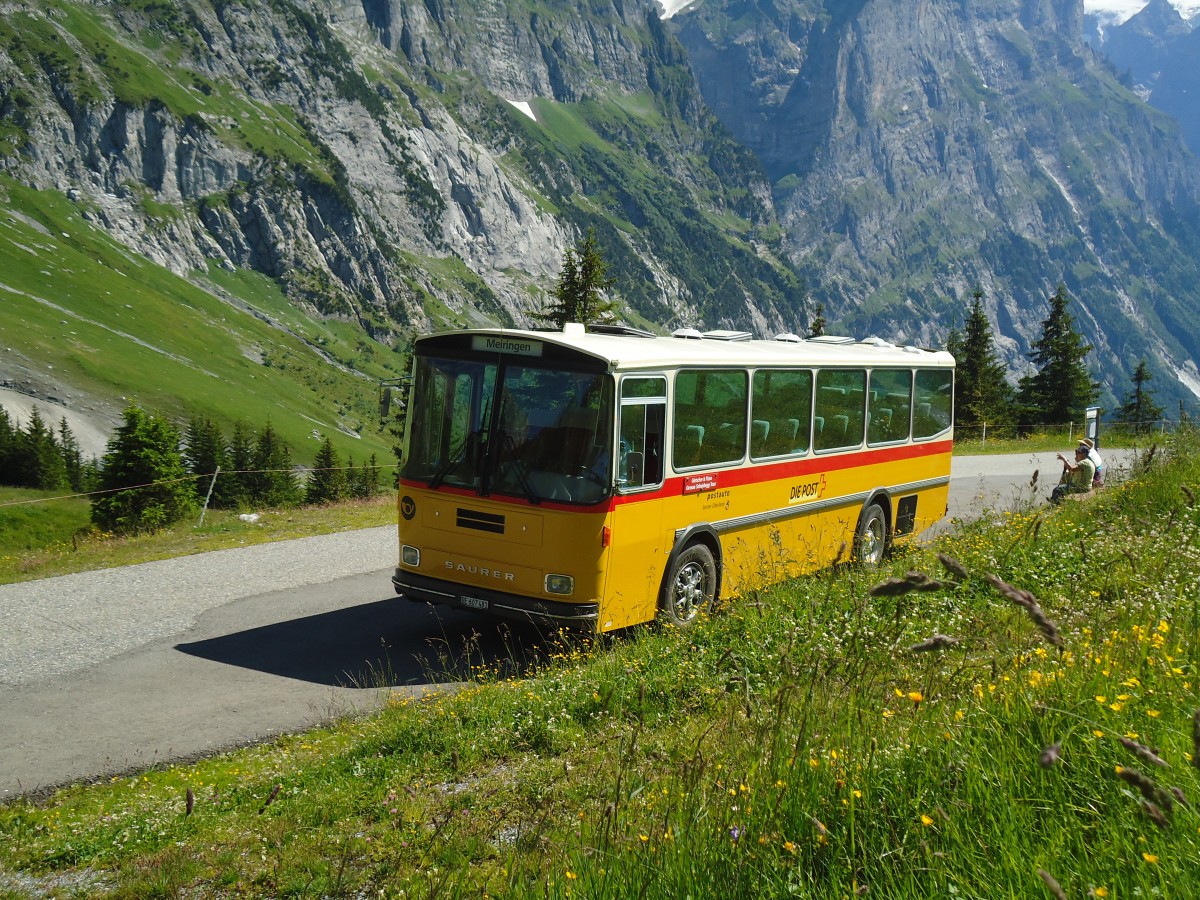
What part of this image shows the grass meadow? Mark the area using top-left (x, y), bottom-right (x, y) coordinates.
top-left (0, 491), bottom-right (396, 584)
top-left (0, 434), bottom-right (1197, 897)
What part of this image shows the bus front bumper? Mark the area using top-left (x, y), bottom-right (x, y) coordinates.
top-left (393, 569), bottom-right (600, 627)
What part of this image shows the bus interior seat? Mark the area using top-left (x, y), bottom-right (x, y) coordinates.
top-left (829, 414), bottom-right (849, 444)
top-left (676, 424), bottom-right (704, 467)
top-left (750, 419), bottom-right (770, 455)
top-left (557, 407), bottom-right (598, 470)
top-left (716, 421), bottom-right (745, 459)
top-left (783, 417), bottom-right (803, 452)
top-left (869, 408), bottom-right (893, 442)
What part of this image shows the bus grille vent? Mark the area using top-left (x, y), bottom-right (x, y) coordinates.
top-left (456, 508), bottom-right (505, 534)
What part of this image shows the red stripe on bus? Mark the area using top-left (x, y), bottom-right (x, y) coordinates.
top-left (399, 438), bottom-right (951, 512)
top-left (613, 439), bottom-right (952, 505)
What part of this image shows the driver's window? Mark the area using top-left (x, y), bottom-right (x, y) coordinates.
top-left (619, 377), bottom-right (666, 491)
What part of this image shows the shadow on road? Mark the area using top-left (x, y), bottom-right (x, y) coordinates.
top-left (175, 597), bottom-right (557, 688)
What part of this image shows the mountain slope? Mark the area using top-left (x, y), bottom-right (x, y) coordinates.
top-left (1091, 0), bottom-right (1200, 160)
top-left (0, 175), bottom-right (402, 463)
top-left (0, 0), bottom-right (806, 443)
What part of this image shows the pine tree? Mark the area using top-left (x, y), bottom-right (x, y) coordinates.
top-left (305, 435), bottom-right (348, 504)
top-left (91, 406), bottom-right (196, 533)
top-left (363, 452), bottom-right (382, 497)
top-left (57, 417), bottom-right (85, 492)
top-left (1116, 359), bottom-right (1165, 434)
top-left (536, 229), bottom-right (619, 328)
top-left (346, 453), bottom-right (364, 499)
top-left (808, 302), bottom-right (827, 338)
top-left (14, 406), bottom-right (69, 490)
top-left (0, 407), bottom-right (17, 485)
top-left (226, 420), bottom-right (255, 509)
top-left (954, 289), bottom-right (1014, 429)
top-left (249, 422), bottom-right (302, 507)
top-left (1017, 285), bottom-right (1099, 428)
top-left (184, 416), bottom-right (236, 508)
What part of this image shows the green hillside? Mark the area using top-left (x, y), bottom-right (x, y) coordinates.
top-left (0, 177), bottom-right (405, 465)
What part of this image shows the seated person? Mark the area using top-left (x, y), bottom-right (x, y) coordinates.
top-left (1050, 441), bottom-right (1097, 504)
top-left (1080, 437), bottom-right (1105, 487)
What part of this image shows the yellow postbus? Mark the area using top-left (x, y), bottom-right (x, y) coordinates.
top-left (390, 323), bottom-right (954, 632)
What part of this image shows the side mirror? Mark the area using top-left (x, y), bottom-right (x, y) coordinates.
top-left (625, 451), bottom-right (644, 488)
top-left (379, 387), bottom-right (392, 421)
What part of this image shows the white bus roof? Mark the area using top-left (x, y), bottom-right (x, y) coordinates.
top-left (417, 325), bottom-right (955, 372)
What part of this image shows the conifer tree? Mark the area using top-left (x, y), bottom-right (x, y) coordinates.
top-left (1017, 285), bottom-right (1099, 428)
top-left (363, 452), bottom-right (382, 497)
top-left (808, 302), bottom-right (827, 338)
top-left (536, 229), bottom-right (618, 328)
top-left (1116, 359), bottom-right (1165, 434)
top-left (305, 435), bottom-right (348, 504)
top-left (954, 289), bottom-right (1014, 429)
top-left (57, 417), bottom-right (86, 492)
top-left (184, 416), bottom-right (236, 507)
top-left (91, 406), bottom-right (195, 533)
top-left (226, 420), bottom-right (255, 509)
top-left (14, 406), bottom-right (69, 490)
top-left (249, 421), bottom-right (302, 507)
top-left (0, 407), bottom-right (17, 485)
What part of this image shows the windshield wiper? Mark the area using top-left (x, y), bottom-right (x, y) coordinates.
top-left (498, 433), bottom-right (540, 504)
top-left (430, 429), bottom-right (486, 489)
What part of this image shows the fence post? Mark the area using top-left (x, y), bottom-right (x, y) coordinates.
top-left (198, 466), bottom-right (220, 527)
top-left (981, 422), bottom-right (987, 445)
top-left (1068, 422), bottom-right (1073, 443)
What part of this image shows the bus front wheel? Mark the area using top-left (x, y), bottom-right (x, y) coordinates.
top-left (660, 543), bottom-right (717, 627)
top-left (854, 502), bottom-right (888, 566)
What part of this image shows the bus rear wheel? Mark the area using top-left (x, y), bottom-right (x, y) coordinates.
top-left (660, 543), bottom-right (717, 627)
top-left (854, 502), bottom-right (888, 566)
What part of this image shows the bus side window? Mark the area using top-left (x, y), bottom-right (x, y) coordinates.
top-left (620, 376), bottom-right (666, 489)
top-left (868, 369), bottom-right (912, 445)
top-left (913, 370), bottom-right (953, 439)
top-left (750, 369), bottom-right (811, 460)
top-left (673, 369), bottom-right (747, 469)
top-left (814, 369), bottom-right (866, 452)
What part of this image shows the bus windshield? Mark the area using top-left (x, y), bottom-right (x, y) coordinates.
top-left (404, 354), bottom-right (615, 505)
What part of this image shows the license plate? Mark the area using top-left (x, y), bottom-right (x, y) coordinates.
top-left (460, 595), bottom-right (489, 610)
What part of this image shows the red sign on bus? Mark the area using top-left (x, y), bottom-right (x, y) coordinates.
top-left (683, 473), bottom-right (719, 494)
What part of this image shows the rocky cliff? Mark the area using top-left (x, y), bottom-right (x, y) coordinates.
top-left (1090, 0), bottom-right (1200, 159)
top-left (672, 0), bottom-right (1200, 408)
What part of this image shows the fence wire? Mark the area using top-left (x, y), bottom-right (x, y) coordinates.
top-left (0, 463), bottom-right (400, 509)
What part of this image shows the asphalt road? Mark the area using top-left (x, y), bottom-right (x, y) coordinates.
top-left (0, 450), bottom-right (1137, 799)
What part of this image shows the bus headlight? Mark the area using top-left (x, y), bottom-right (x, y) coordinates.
top-left (545, 574), bottom-right (574, 596)
top-left (401, 545), bottom-right (420, 567)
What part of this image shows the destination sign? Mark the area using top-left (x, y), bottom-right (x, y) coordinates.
top-left (472, 335), bottom-right (544, 357)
